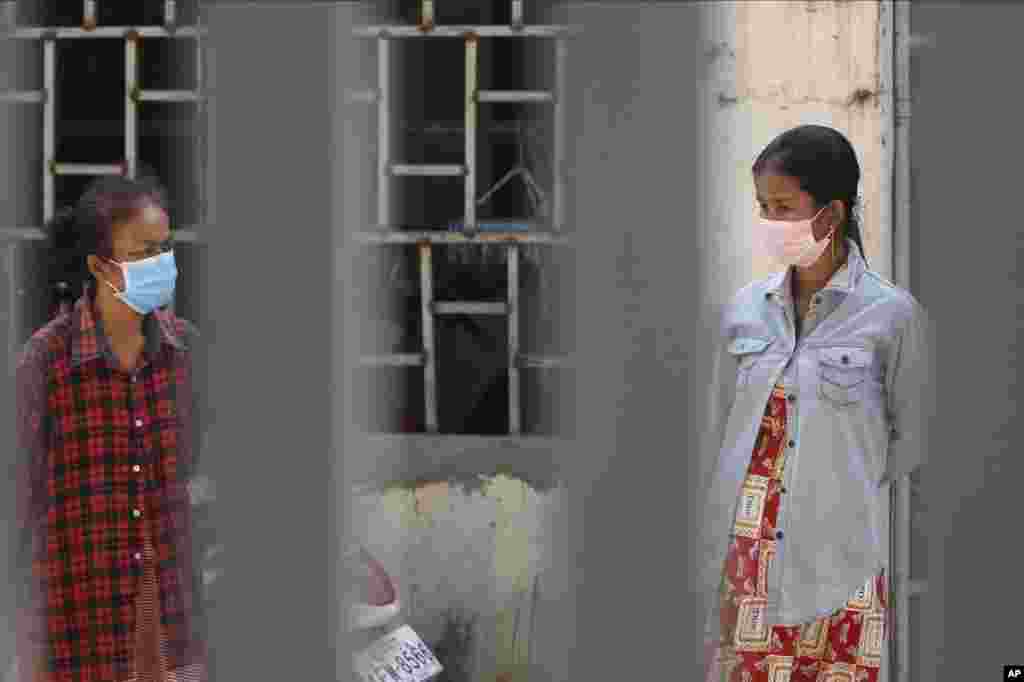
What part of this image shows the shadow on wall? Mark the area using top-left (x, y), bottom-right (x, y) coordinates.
top-left (430, 609), bottom-right (477, 682)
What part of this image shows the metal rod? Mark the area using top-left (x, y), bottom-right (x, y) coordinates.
top-left (165, 0), bottom-right (177, 29)
top-left (354, 26), bottom-right (567, 39)
top-left (477, 90), bottom-right (554, 104)
top-left (359, 354), bottom-right (425, 368)
top-left (420, 0), bottom-right (434, 30)
top-left (391, 164), bottom-right (465, 177)
top-left (346, 89), bottom-right (378, 104)
top-left (0, 228), bottom-right (47, 240)
top-left (465, 34), bottom-right (478, 230)
top-left (511, 0), bottom-right (524, 28)
top-left (419, 244), bottom-right (438, 432)
top-left (52, 163), bottom-right (124, 176)
top-left (0, 91), bottom-right (44, 104)
top-left (11, 26), bottom-right (204, 39)
top-left (83, 0), bottom-right (97, 30)
top-left (518, 355), bottom-right (568, 370)
top-left (877, 0), bottom-right (895, 282)
top-left (172, 228), bottom-right (201, 243)
top-left (125, 35), bottom-right (138, 179)
top-left (896, 475), bottom-right (911, 682)
top-left (377, 36), bottom-right (390, 229)
top-left (507, 244), bottom-right (521, 434)
top-left (553, 37), bottom-right (567, 233)
top-left (353, 230), bottom-right (569, 245)
top-left (196, 7), bottom-right (206, 224)
top-left (433, 302), bottom-right (508, 316)
top-left (43, 39), bottom-right (56, 223)
top-left (1, 2), bottom-right (15, 32)
top-left (137, 89), bottom-right (203, 102)
top-left (892, 3), bottom-right (912, 680)
top-left (400, 121), bottom-right (538, 136)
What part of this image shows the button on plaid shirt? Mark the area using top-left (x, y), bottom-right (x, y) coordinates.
top-left (11, 283), bottom-right (218, 682)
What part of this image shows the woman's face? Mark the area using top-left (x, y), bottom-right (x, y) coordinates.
top-left (754, 172), bottom-right (835, 242)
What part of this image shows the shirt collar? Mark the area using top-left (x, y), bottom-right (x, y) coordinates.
top-left (70, 281), bottom-right (186, 368)
top-left (766, 237), bottom-right (866, 301)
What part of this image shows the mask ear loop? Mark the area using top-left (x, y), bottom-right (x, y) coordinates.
top-left (97, 256), bottom-right (126, 296)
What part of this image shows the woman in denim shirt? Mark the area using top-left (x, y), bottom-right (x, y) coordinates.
top-left (700, 125), bottom-right (933, 682)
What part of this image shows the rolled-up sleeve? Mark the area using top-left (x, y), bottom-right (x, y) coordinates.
top-left (11, 340), bottom-right (51, 680)
top-left (882, 298), bottom-right (935, 483)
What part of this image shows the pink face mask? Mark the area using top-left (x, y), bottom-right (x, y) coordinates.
top-left (757, 206), bottom-right (835, 269)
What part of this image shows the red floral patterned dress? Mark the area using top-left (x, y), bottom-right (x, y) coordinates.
top-left (709, 384), bottom-right (888, 682)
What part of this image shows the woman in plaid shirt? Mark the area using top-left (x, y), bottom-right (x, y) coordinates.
top-left (11, 175), bottom-right (217, 682)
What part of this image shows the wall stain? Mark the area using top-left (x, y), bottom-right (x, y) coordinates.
top-left (430, 609), bottom-right (478, 682)
top-left (847, 88), bottom-right (877, 108)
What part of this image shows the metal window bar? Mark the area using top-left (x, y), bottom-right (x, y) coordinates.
top-left (10, 26), bottom-right (204, 39)
top-left (890, 3), bottom-right (917, 682)
top-left (354, 4), bottom-right (570, 435)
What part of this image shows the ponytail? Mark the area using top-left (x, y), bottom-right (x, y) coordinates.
top-left (843, 194), bottom-right (868, 268)
top-left (46, 206), bottom-right (89, 303)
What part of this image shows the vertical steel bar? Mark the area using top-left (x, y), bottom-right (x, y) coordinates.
top-left (377, 36), bottom-right (390, 229)
top-left (507, 244), bottom-right (520, 434)
top-left (552, 37), bottom-right (566, 232)
top-left (43, 39), bottom-right (56, 223)
top-left (892, 3), bottom-right (913, 681)
top-left (420, 0), bottom-right (434, 29)
top-left (419, 243), bottom-right (438, 432)
top-left (196, 10), bottom-right (206, 225)
top-left (464, 34), bottom-right (478, 230)
top-left (125, 34), bottom-right (138, 179)
top-left (83, 0), bottom-right (97, 30)
top-left (511, 0), bottom-right (524, 27)
top-left (2, 1), bottom-right (17, 31)
top-left (896, 476), bottom-right (911, 682)
top-left (165, 0), bottom-right (178, 29)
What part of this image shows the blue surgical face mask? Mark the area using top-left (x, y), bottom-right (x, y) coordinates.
top-left (101, 251), bottom-right (178, 315)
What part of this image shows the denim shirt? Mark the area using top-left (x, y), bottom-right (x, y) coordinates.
top-left (697, 239), bottom-right (934, 633)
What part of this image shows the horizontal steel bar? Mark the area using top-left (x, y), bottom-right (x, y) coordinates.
top-left (477, 90), bottom-right (553, 103)
top-left (0, 90), bottom-right (44, 104)
top-left (449, 220), bottom-right (536, 233)
top-left (10, 25), bottom-right (204, 39)
top-left (346, 89), bottom-right (378, 104)
top-left (353, 230), bottom-right (569, 245)
top-left (53, 163), bottom-right (123, 176)
top-left (172, 228), bottom-right (200, 243)
top-left (518, 355), bottom-right (569, 370)
top-left (0, 227), bottom-right (207, 244)
top-left (391, 164), bottom-right (465, 177)
top-left (354, 25), bottom-right (569, 39)
top-left (137, 89), bottom-right (203, 103)
top-left (0, 227), bottom-right (47, 241)
top-left (0, 228), bottom-right (209, 244)
top-left (434, 302), bottom-right (508, 316)
top-left (359, 353), bottom-right (425, 368)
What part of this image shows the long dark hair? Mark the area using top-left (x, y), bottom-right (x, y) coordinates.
top-left (47, 173), bottom-right (168, 305)
top-left (752, 124), bottom-right (867, 267)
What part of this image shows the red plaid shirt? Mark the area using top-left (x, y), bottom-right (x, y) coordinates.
top-left (12, 284), bottom-right (215, 682)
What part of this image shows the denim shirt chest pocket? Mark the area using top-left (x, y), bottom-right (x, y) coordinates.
top-left (816, 346), bottom-right (876, 408)
top-left (728, 336), bottom-right (773, 392)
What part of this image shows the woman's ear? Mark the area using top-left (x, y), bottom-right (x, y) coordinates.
top-left (831, 199), bottom-right (847, 230)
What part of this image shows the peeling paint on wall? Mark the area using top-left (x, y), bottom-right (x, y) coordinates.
top-left (351, 477), bottom-right (562, 681)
